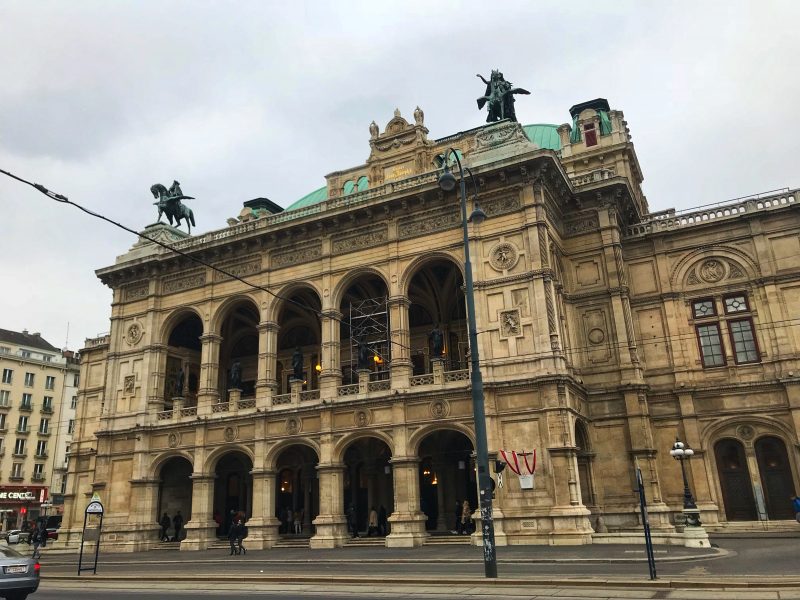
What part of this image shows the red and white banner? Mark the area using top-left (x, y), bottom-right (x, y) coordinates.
top-left (499, 449), bottom-right (537, 490)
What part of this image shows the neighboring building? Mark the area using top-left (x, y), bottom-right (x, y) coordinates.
top-left (59, 99), bottom-right (799, 553)
top-left (0, 328), bottom-right (79, 528)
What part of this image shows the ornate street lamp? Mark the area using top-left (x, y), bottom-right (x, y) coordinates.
top-left (670, 438), bottom-right (701, 526)
top-left (437, 148), bottom-right (496, 578)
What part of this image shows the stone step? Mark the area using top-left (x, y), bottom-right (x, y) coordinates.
top-left (344, 536), bottom-right (386, 546)
top-left (274, 536), bottom-right (311, 548)
top-left (426, 534), bottom-right (471, 545)
top-left (149, 542), bottom-right (181, 551)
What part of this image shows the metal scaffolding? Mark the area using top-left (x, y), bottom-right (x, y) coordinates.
top-left (346, 296), bottom-right (390, 380)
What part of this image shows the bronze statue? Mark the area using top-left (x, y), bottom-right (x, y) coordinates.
top-left (151, 180), bottom-right (196, 233)
top-left (292, 347), bottom-right (303, 381)
top-left (357, 338), bottom-right (371, 370)
top-left (176, 367), bottom-right (184, 397)
top-left (429, 324), bottom-right (444, 358)
top-left (229, 361), bottom-right (242, 389)
top-left (476, 70), bottom-right (530, 123)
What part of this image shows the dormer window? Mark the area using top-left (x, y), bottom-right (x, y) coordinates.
top-left (583, 123), bottom-right (598, 147)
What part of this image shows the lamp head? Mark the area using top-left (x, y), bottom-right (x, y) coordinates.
top-left (469, 202), bottom-right (487, 225)
top-left (438, 168), bottom-right (457, 192)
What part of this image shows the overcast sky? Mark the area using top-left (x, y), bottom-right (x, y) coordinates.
top-left (1, 0), bottom-right (797, 349)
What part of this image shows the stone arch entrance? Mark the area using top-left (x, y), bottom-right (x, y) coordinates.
top-left (342, 437), bottom-right (393, 535)
top-left (275, 444), bottom-right (319, 536)
top-left (213, 451), bottom-right (253, 536)
top-left (216, 298), bottom-right (260, 399)
top-left (755, 436), bottom-right (795, 520)
top-left (275, 287), bottom-right (322, 394)
top-left (714, 438), bottom-right (757, 521)
top-left (417, 429), bottom-right (476, 532)
top-left (157, 456), bottom-right (193, 532)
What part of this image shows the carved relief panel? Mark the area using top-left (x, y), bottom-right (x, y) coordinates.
top-left (580, 307), bottom-right (612, 365)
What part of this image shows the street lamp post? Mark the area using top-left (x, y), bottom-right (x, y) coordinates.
top-left (437, 148), bottom-right (497, 578)
top-left (669, 438), bottom-right (701, 526)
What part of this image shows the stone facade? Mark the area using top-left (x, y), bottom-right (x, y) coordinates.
top-left (57, 102), bottom-right (800, 552)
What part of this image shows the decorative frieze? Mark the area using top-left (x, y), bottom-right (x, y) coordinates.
top-left (499, 308), bottom-right (522, 338)
top-left (564, 215), bottom-right (599, 236)
top-left (398, 208), bottom-right (460, 240)
top-left (482, 195), bottom-right (521, 218)
top-left (213, 256), bottom-right (262, 282)
top-left (162, 271), bottom-right (206, 294)
top-left (272, 244), bottom-right (322, 268)
top-left (332, 225), bottom-right (388, 255)
top-left (124, 282), bottom-right (149, 301)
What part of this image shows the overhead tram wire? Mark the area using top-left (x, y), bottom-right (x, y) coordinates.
top-left (5, 168), bottom-right (799, 366)
top-left (0, 168), bottom-right (412, 354)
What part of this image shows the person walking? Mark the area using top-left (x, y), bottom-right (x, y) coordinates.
top-left (367, 506), bottom-right (378, 537)
top-left (172, 510), bottom-right (184, 542)
top-left (792, 495), bottom-right (800, 522)
top-left (294, 509), bottom-right (302, 534)
top-left (228, 519), bottom-right (242, 555)
top-left (378, 505), bottom-right (388, 536)
top-left (461, 500), bottom-right (472, 535)
top-left (346, 504), bottom-right (359, 538)
top-left (238, 520), bottom-right (247, 555)
top-left (159, 512), bottom-right (171, 542)
top-left (31, 522), bottom-right (45, 559)
top-left (454, 500), bottom-right (462, 534)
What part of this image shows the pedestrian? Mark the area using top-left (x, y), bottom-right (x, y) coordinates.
top-left (792, 495), bottom-right (800, 522)
top-left (31, 523), bottom-right (45, 559)
top-left (461, 500), bottom-right (472, 535)
top-left (347, 503), bottom-right (359, 538)
top-left (228, 519), bottom-right (242, 555)
top-left (294, 509), bottom-right (302, 534)
top-left (367, 506), bottom-right (378, 537)
top-left (159, 512), bottom-right (171, 542)
top-left (285, 507), bottom-right (293, 535)
top-left (454, 500), bottom-right (462, 534)
top-left (172, 510), bottom-right (184, 542)
top-left (378, 505), bottom-right (387, 536)
top-left (238, 520), bottom-right (247, 555)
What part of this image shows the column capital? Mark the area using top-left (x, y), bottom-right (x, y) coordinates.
top-left (389, 456), bottom-right (421, 467)
top-left (200, 333), bottom-right (223, 343)
top-left (258, 321), bottom-right (280, 333)
top-left (387, 295), bottom-right (411, 308)
top-left (320, 309), bottom-right (343, 320)
top-left (316, 462), bottom-right (346, 473)
top-left (250, 468), bottom-right (277, 478)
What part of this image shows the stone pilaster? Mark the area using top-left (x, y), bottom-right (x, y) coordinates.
top-left (197, 333), bottom-right (222, 412)
top-left (256, 321), bottom-right (279, 407)
top-left (388, 296), bottom-right (412, 389)
top-left (181, 474), bottom-right (216, 551)
top-left (386, 457), bottom-right (427, 547)
top-left (247, 469), bottom-right (281, 549)
top-left (319, 310), bottom-right (342, 400)
top-left (310, 463), bottom-right (348, 548)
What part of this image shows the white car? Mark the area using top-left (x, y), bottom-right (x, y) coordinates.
top-left (2, 531), bottom-right (30, 545)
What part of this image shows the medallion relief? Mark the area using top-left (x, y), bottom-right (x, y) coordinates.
top-left (286, 418), bottom-right (301, 435)
top-left (429, 400), bottom-right (450, 419)
top-left (125, 322), bottom-right (144, 346)
top-left (488, 242), bottom-right (519, 272)
top-left (223, 426), bottom-right (238, 442)
top-left (168, 432), bottom-right (180, 448)
top-left (354, 410), bottom-right (372, 427)
top-left (499, 309), bottom-right (522, 338)
top-left (123, 375), bottom-right (136, 395)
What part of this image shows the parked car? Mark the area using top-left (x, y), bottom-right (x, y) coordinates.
top-left (2, 532), bottom-right (30, 545)
top-left (0, 544), bottom-right (39, 599)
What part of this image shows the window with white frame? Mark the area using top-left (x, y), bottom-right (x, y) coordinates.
top-left (20, 350), bottom-right (31, 359)
top-left (35, 440), bottom-right (47, 456)
top-left (33, 463), bottom-right (43, 478)
top-left (24, 372), bottom-right (34, 386)
top-left (60, 474), bottom-right (68, 494)
top-left (14, 438), bottom-right (26, 455)
top-left (0, 414), bottom-right (5, 430)
top-left (73, 374), bottom-right (80, 387)
top-left (21, 393), bottom-right (32, 409)
top-left (691, 292), bottom-right (761, 367)
top-left (42, 396), bottom-right (53, 411)
top-left (42, 355), bottom-right (52, 362)
top-left (71, 395), bottom-right (77, 409)
top-left (68, 419), bottom-right (75, 434)
top-left (38, 418), bottom-right (49, 434)
top-left (11, 463), bottom-right (22, 478)
top-left (2, 369), bottom-right (12, 384)
top-left (45, 375), bottom-right (55, 390)
top-left (0, 390), bottom-right (8, 406)
top-left (17, 416), bottom-right (28, 432)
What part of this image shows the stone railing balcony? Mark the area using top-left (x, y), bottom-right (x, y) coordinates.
top-left (299, 390), bottom-right (320, 403)
top-left (272, 393), bottom-right (292, 406)
top-left (626, 188), bottom-right (797, 238)
top-left (336, 384), bottom-right (359, 398)
top-left (31, 473), bottom-right (45, 482)
top-left (570, 167), bottom-right (616, 187)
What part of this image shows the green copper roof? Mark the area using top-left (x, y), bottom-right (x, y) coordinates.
top-left (523, 124), bottom-right (561, 151)
top-left (284, 185), bottom-right (327, 212)
top-left (284, 124), bottom-right (560, 212)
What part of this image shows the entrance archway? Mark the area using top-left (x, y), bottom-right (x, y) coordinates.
top-left (714, 438), bottom-right (757, 521)
top-left (275, 444), bottom-right (319, 536)
top-left (213, 451), bottom-right (253, 536)
top-left (157, 456), bottom-right (193, 528)
top-left (417, 430), bottom-right (475, 532)
top-left (755, 436), bottom-right (795, 519)
top-left (342, 437), bottom-right (393, 535)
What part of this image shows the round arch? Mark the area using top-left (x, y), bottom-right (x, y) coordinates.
top-left (330, 267), bottom-right (391, 312)
top-left (267, 282), bottom-right (324, 323)
top-left (265, 438), bottom-right (321, 471)
top-left (209, 293), bottom-right (261, 335)
top-left (156, 454), bottom-right (194, 529)
top-left (159, 306), bottom-right (205, 344)
top-left (399, 251), bottom-right (464, 299)
top-left (670, 245), bottom-right (761, 289)
top-left (406, 422), bottom-right (475, 458)
top-left (204, 444), bottom-right (257, 476)
top-left (150, 450), bottom-right (195, 480)
top-left (333, 430), bottom-right (395, 465)
top-left (701, 415), bottom-right (795, 451)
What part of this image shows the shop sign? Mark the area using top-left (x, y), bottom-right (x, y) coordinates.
top-left (0, 487), bottom-right (47, 503)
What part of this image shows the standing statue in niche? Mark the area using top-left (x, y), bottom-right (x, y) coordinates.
top-left (429, 324), bottom-right (444, 358)
top-left (175, 367), bottom-right (185, 397)
top-left (229, 361), bottom-right (242, 390)
top-left (476, 70), bottom-right (530, 123)
top-left (357, 338), bottom-right (371, 370)
top-left (292, 347), bottom-right (304, 381)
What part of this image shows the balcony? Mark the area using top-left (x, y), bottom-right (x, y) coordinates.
top-left (16, 426), bottom-right (29, 435)
top-left (9, 473), bottom-right (24, 481)
top-left (31, 473), bottom-right (45, 482)
top-left (19, 403), bottom-right (32, 413)
top-left (0, 402), bottom-right (9, 410)
top-left (40, 406), bottom-right (53, 415)
top-left (12, 452), bottom-right (27, 458)
top-left (34, 452), bottom-right (48, 459)
top-left (37, 430), bottom-right (50, 437)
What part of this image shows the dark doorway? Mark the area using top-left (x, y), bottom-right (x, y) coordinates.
top-left (157, 457), bottom-right (193, 526)
top-left (275, 444), bottom-right (320, 536)
top-left (755, 436), bottom-right (796, 520)
top-left (343, 438), bottom-right (393, 534)
top-left (213, 452), bottom-right (253, 536)
top-left (715, 438), bottom-right (757, 521)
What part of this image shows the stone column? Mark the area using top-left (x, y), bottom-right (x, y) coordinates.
top-left (357, 369), bottom-right (370, 395)
top-left (248, 469), bottom-right (281, 548)
top-left (181, 474), bottom-right (216, 551)
top-left (386, 457), bottom-right (427, 547)
top-left (290, 379), bottom-right (302, 405)
top-left (388, 296), bottom-right (411, 389)
top-left (256, 321), bottom-right (279, 408)
top-left (197, 333), bottom-right (222, 413)
top-left (319, 310), bottom-right (342, 401)
top-left (146, 343), bottom-right (168, 414)
top-left (310, 463), bottom-right (348, 548)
